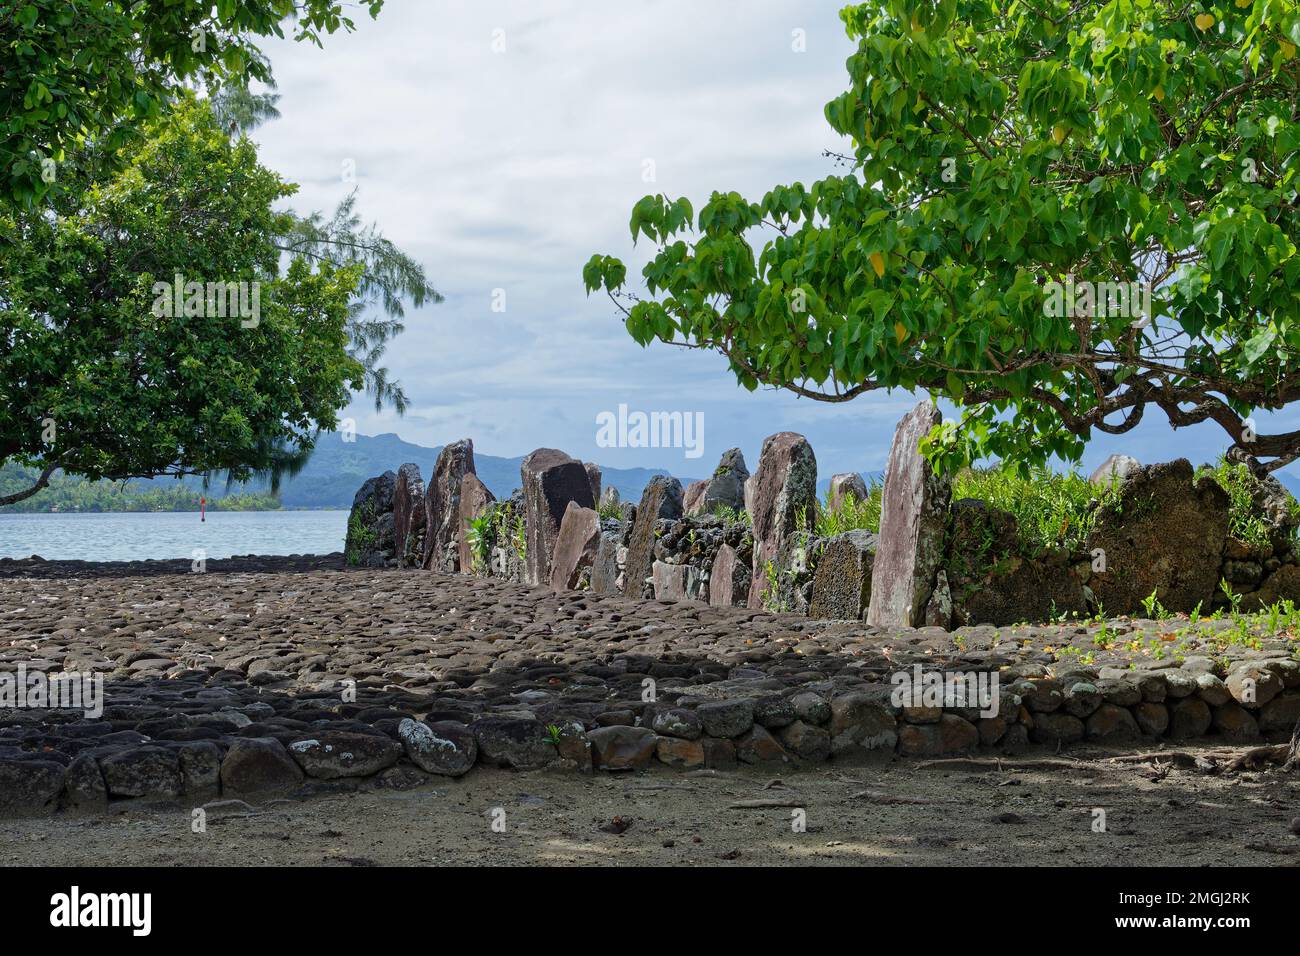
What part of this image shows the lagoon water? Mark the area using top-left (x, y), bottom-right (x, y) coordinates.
top-left (0, 510), bottom-right (349, 562)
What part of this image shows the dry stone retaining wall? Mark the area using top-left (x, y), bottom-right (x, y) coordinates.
top-left (346, 419), bottom-right (1300, 623)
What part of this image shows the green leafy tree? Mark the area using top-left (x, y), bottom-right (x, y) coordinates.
top-left (1, 0), bottom-right (385, 205)
top-left (211, 75), bottom-right (441, 414)
top-left (0, 98), bottom-right (364, 506)
top-left (586, 0), bottom-right (1300, 473)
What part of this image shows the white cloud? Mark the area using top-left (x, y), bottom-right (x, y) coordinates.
top-left (250, 0), bottom-right (1279, 483)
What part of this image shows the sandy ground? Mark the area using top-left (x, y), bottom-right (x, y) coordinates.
top-left (6, 752), bottom-right (1298, 867)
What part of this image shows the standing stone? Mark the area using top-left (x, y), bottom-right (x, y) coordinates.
top-left (345, 470), bottom-right (397, 567)
top-left (549, 502), bottom-right (602, 591)
top-left (743, 475), bottom-right (756, 517)
top-left (423, 439), bottom-right (477, 571)
top-left (392, 463), bottom-right (426, 567)
top-left (828, 473), bottom-right (870, 512)
top-left (1090, 454), bottom-right (1141, 485)
top-left (866, 401), bottom-right (951, 627)
top-left (622, 475), bottom-right (684, 597)
top-left (584, 462), bottom-right (602, 507)
top-left (923, 569), bottom-right (953, 628)
top-left (1086, 460), bottom-right (1229, 614)
top-left (521, 448), bottom-right (596, 586)
top-left (683, 480), bottom-right (710, 515)
top-left (457, 472), bottom-right (496, 574)
top-left (704, 448), bottom-right (749, 512)
top-left (746, 432), bottom-right (818, 610)
top-left (709, 543), bottom-right (750, 607)
top-left (600, 486), bottom-right (620, 510)
top-left (590, 532), bottom-right (622, 594)
top-left (652, 561), bottom-right (705, 601)
top-left (809, 530), bottom-right (876, 620)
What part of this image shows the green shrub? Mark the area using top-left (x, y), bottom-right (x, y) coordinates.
top-left (951, 466), bottom-right (1118, 554)
top-left (1196, 458), bottom-right (1300, 549)
top-left (814, 484), bottom-right (882, 537)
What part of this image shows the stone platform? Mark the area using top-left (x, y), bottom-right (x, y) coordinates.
top-left (1, 555), bottom-right (1298, 816)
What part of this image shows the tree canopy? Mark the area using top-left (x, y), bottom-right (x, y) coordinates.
top-left (585, 0), bottom-right (1300, 473)
top-left (1, 0), bottom-right (384, 205)
top-left (0, 98), bottom-right (363, 506)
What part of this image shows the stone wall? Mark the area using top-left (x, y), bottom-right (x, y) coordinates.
top-left (345, 418), bottom-right (1300, 625)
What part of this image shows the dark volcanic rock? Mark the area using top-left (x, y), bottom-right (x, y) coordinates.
top-left (0, 758), bottom-right (65, 815)
top-left (398, 718), bottom-right (477, 776)
top-left (472, 718), bottom-right (556, 769)
top-left (704, 448), bottom-right (749, 512)
top-left (288, 731), bottom-right (402, 779)
top-left (809, 529), bottom-right (876, 620)
top-left (457, 473), bottom-right (496, 575)
top-left (520, 448), bottom-right (596, 586)
top-left (548, 502), bottom-right (602, 591)
top-left (708, 543), bottom-right (750, 607)
top-left (747, 432), bottom-right (817, 609)
top-left (99, 747), bottom-right (182, 799)
top-left (828, 472), bottom-right (870, 511)
top-left (424, 439), bottom-right (477, 572)
top-left (392, 462), bottom-right (426, 567)
top-left (345, 471), bottom-right (397, 566)
top-left (867, 401), bottom-right (950, 627)
top-left (588, 725), bottom-right (657, 770)
top-left (623, 475), bottom-right (684, 598)
top-left (1087, 459), bottom-right (1229, 614)
top-left (945, 501), bottom-right (1087, 626)
top-left (219, 737), bottom-right (305, 795)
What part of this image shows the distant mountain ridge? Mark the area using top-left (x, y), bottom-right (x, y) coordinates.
top-left (124, 433), bottom-right (704, 509)
top-left (6, 430), bottom-right (1300, 512)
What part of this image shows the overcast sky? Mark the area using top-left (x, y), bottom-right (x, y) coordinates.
top-left (250, 0), bottom-right (1299, 482)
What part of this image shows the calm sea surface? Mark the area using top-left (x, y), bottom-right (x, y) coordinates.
top-left (0, 511), bottom-right (349, 562)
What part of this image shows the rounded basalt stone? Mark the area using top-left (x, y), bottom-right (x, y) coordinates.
top-left (63, 753), bottom-right (108, 810)
top-left (696, 699), bottom-right (754, 739)
top-left (219, 737), bottom-right (305, 795)
top-left (1063, 682), bottom-right (1102, 718)
top-left (829, 691), bottom-right (898, 755)
top-left (790, 691), bottom-right (831, 725)
top-left (471, 718), bottom-right (556, 770)
top-left (1098, 678), bottom-right (1142, 707)
top-left (655, 736), bottom-right (705, 769)
top-left (778, 720), bottom-right (831, 761)
top-left (650, 708), bottom-right (703, 741)
top-left (1134, 702), bottom-right (1169, 736)
top-left (898, 714), bottom-right (978, 756)
top-left (0, 758), bottom-right (66, 815)
top-left (977, 715), bottom-right (1009, 746)
top-left (398, 718), bottom-right (476, 777)
top-left (1225, 666), bottom-right (1283, 707)
top-left (1163, 671), bottom-right (1198, 699)
top-left (701, 737), bottom-right (737, 770)
top-left (1023, 679), bottom-right (1064, 713)
top-left (999, 723), bottom-right (1030, 753)
top-left (1212, 702), bottom-right (1260, 741)
top-left (1133, 672), bottom-right (1168, 703)
top-left (735, 725), bottom-right (788, 764)
top-left (178, 741), bottom-right (223, 795)
top-left (1085, 703), bottom-right (1140, 741)
top-left (289, 732), bottom-right (403, 779)
top-left (753, 695), bottom-right (796, 729)
top-left (1258, 692), bottom-right (1300, 733)
top-left (99, 746), bottom-right (182, 799)
top-left (1194, 673), bottom-right (1231, 707)
top-left (1029, 712), bottom-right (1084, 745)
top-left (588, 725), bottom-right (657, 771)
top-left (1169, 697), bottom-right (1213, 739)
